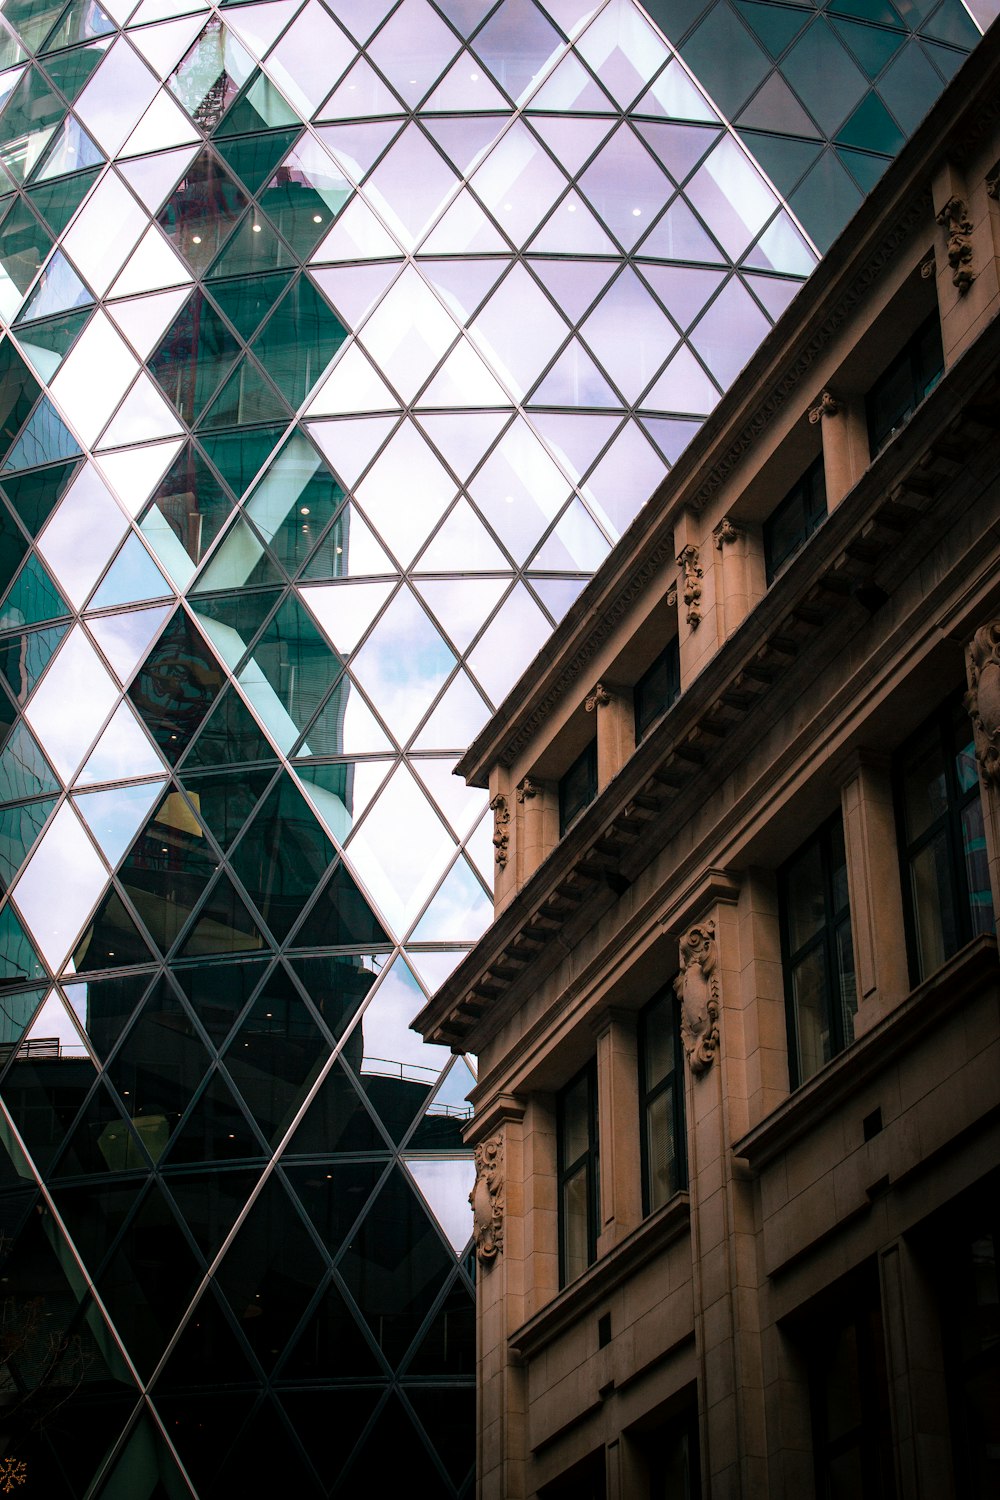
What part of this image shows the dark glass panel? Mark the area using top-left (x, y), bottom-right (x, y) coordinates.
top-left (211, 1395), bottom-right (326, 1499)
top-left (681, 4), bottom-right (771, 114)
top-left (214, 1173), bottom-right (327, 1372)
top-left (154, 1281), bottom-right (258, 1388)
top-left (4, 395), bottom-right (81, 471)
top-left (286, 954), bottom-right (381, 1046)
top-left (50, 1178), bottom-right (145, 1280)
top-left (222, 973), bottom-right (327, 1147)
top-left (284, 1159), bottom-right (388, 1260)
top-left (9, 307), bottom-right (88, 363)
top-left (181, 765), bottom-right (276, 851)
top-left (94, 1182), bottom-right (203, 1377)
top-left (205, 207), bottom-right (295, 279)
top-left (0, 67), bottom-right (64, 184)
top-left (558, 738), bottom-right (597, 835)
top-left (866, 311), bottom-right (943, 455)
top-left (213, 69), bottom-right (299, 137)
top-left (339, 1391), bottom-right (447, 1492)
top-left (182, 683), bottom-right (278, 769)
top-left (191, 587), bottom-right (282, 656)
top-left (72, 887), bottom-right (157, 971)
top-left (407, 1385), bottom-right (475, 1486)
top-left (285, 1057), bottom-right (390, 1153)
top-left (128, 612), bottom-right (225, 765)
top-left (52, 1077), bottom-right (147, 1177)
top-left (250, 276), bottom-right (347, 409)
top-left (290, 861), bottom-right (391, 949)
top-left (789, 146), bottom-right (863, 253)
top-left (261, 461), bottom-right (346, 578)
top-left (337, 1165), bottom-right (453, 1366)
top-left (404, 1273), bottom-right (475, 1376)
top-left (215, 126), bottom-right (302, 195)
top-left (42, 41), bottom-right (106, 102)
top-left (60, 971), bottom-right (152, 1064)
top-left (138, 442), bottom-right (234, 572)
top-left (735, 0), bottom-right (812, 58)
top-left (198, 354), bottom-right (292, 430)
top-left (163, 1167), bottom-right (260, 1264)
top-left (26, 168), bottom-right (99, 235)
top-left (1, 552), bottom-right (69, 627)
top-left (86, 1410), bottom-right (190, 1500)
top-left (0, 984), bottom-right (45, 1061)
top-left (0, 338), bottom-right (43, 467)
top-left (39, 0), bottom-right (116, 53)
top-left (148, 289), bottom-right (241, 426)
top-left (198, 424), bottom-right (287, 498)
top-left (407, 1103), bottom-right (466, 1150)
top-left (105, 978), bottom-right (212, 1161)
top-left (156, 147), bottom-right (249, 275)
top-left (736, 129), bottom-right (822, 196)
top-left (172, 955), bottom-right (269, 1049)
top-left (348, 1060), bottom-right (433, 1147)
top-left (0, 1052), bottom-right (96, 1174)
top-left (836, 90), bottom-right (905, 153)
top-left (117, 790), bottom-right (218, 955)
top-left (164, 1067), bottom-right (265, 1164)
top-left (763, 453), bottom-right (826, 582)
top-left (257, 166), bottom-right (346, 260)
top-left (0, 904), bottom-right (45, 988)
top-left (175, 870), bottom-right (268, 957)
top-left (247, 591), bottom-right (344, 738)
top-left (152, 1389), bottom-right (258, 1496)
top-left (0, 503), bottom-right (28, 608)
top-left (1, 0), bottom-right (65, 53)
top-left (278, 1388), bottom-right (383, 1490)
top-left (208, 270), bottom-right (294, 343)
top-left (635, 637), bottom-right (680, 741)
top-left (829, 14), bottom-right (906, 76)
top-left (228, 772), bottom-right (335, 941)
top-left (0, 458), bottom-right (78, 535)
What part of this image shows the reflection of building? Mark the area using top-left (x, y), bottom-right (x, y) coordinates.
top-left (0, 0), bottom-right (992, 1493)
top-left (416, 32), bottom-right (1000, 1500)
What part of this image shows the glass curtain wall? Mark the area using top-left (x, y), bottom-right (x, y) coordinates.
top-left (0, 0), bottom-right (989, 1493)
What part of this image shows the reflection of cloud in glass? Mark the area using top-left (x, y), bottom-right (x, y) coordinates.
top-left (11, 804), bottom-right (106, 967)
top-left (405, 1156), bottom-right (475, 1254)
top-left (346, 764), bottom-right (456, 934)
top-left (352, 956), bottom-right (450, 1083)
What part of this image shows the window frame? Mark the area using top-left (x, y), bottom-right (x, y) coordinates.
top-left (634, 637), bottom-right (680, 744)
top-left (763, 452), bottom-right (827, 585)
top-left (558, 738), bottom-right (597, 837)
top-left (865, 308), bottom-right (944, 457)
top-left (778, 814), bottom-right (856, 1089)
top-left (556, 1060), bottom-right (599, 1287)
top-left (894, 695), bottom-right (992, 986)
top-left (638, 986), bottom-right (686, 1216)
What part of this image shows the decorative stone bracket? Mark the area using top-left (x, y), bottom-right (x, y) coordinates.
top-left (936, 194), bottom-right (975, 294)
top-left (490, 792), bottom-right (510, 869)
top-left (808, 389), bottom-right (840, 424)
top-left (677, 544), bottom-right (703, 628)
top-left (987, 161), bottom-right (999, 200)
top-left (713, 516), bottom-right (743, 549)
top-left (966, 620), bottom-right (1000, 786)
top-left (585, 682), bottom-right (612, 712)
top-left (516, 775), bottom-right (539, 802)
top-left (470, 1133), bottom-right (504, 1265)
top-left (674, 919), bottom-right (720, 1074)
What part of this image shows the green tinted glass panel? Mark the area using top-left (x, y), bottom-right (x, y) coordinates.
top-left (735, 1), bottom-right (811, 58)
top-left (244, 594), bottom-right (342, 737)
top-left (209, 271), bottom-right (293, 343)
top-left (250, 278), bottom-right (347, 409)
top-left (0, 902), bottom-right (45, 986)
top-left (682, 5), bottom-right (771, 114)
top-left (206, 207), bottom-right (295, 279)
top-left (291, 862), bottom-right (390, 949)
top-left (0, 723), bottom-right (57, 804)
top-left (3, 396), bottom-right (82, 471)
top-left (0, 622), bottom-right (64, 701)
top-left (736, 130), bottom-right (822, 195)
top-left (0, 341), bottom-right (42, 464)
top-left (215, 126), bottom-right (301, 195)
top-left (0, 66), bottom-right (63, 183)
top-left (837, 146), bottom-right (891, 192)
top-left (26, 166), bottom-right (100, 234)
top-left (175, 870), bottom-right (267, 957)
top-left (789, 147), bottom-right (863, 253)
top-left (128, 613), bottom-right (226, 765)
top-left (827, 0), bottom-right (904, 25)
top-left (41, 42), bottom-right (106, 102)
top-left (40, 0), bottom-right (115, 52)
top-left (0, 199), bottom-right (54, 304)
top-left (0, 795), bottom-right (55, 889)
top-left (180, 766), bottom-right (276, 850)
top-left (191, 516), bottom-right (285, 592)
top-left (2, 552), bottom-right (68, 626)
top-left (182, 683), bottom-right (276, 767)
top-left (73, 885), bottom-right (157, 970)
top-left (199, 425), bottom-right (286, 497)
top-left (0, 505), bottom-right (27, 601)
top-left (829, 15), bottom-right (906, 77)
top-left (1, 458), bottom-right (78, 534)
top-left (228, 773), bottom-right (334, 940)
top-left (149, 291), bottom-right (241, 426)
top-left (139, 442), bottom-right (234, 572)
top-left (157, 149), bottom-right (249, 275)
top-left (12, 309), bottom-right (88, 363)
top-left (191, 587), bottom-right (281, 653)
top-left (213, 70), bottom-right (299, 136)
top-left (836, 89), bottom-right (905, 153)
top-left (3, 0), bottom-right (65, 52)
top-left (197, 355), bottom-right (291, 430)
top-left (257, 170), bottom-right (349, 260)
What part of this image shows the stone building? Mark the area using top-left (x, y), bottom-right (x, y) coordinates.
top-left (415, 28), bottom-right (1000, 1500)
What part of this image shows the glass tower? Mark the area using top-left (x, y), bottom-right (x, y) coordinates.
top-left (0, 0), bottom-right (989, 1494)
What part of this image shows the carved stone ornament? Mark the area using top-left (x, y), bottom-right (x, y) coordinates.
top-left (516, 775), bottom-right (539, 803)
top-left (470, 1133), bottom-right (504, 1264)
top-left (713, 516), bottom-right (742, 549)
top-left (673, 920), bottom-right (720, 1074)
top-left (490, 792), bottom-right (510, 869)
top-left (585, 682), bottom-right (612, 712)
top-left (987, 161), bottom-right (1000, 201)
top-left (920, 254), bottom-right (936, 280)
top-left (965, 620), bottom-right (1000, 786)
top-left (677, 544), bottom-right (703, 628)
top-left (936, 194), bottom-right (975, 294)
top-left (807, 389), bottom-right (840, 424)
top-left (666, 583), bottom-right (678, 609)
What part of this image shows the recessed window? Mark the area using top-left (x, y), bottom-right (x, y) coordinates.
top-left (895, 696), bottom-right (993, 984)
top-left (763, 453), bottom-right (826, 584)
top-left (557, 1061), bottom-right (599, 1286)
top-left (558, 739), bottom-right (597, 836)
top-left (634, 638), bottom-right (680, 743)
top-left (779, 815), bottom-right (856, 1087)
top-left (639, 988), bottom-right (686, 1215)
top-left (866, 310), bottom-right (943, 457)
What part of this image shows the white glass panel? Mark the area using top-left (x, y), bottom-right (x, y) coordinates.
top-left (74, 38), bottom-right (160, 154)
top-left (106, 287), bottom-right (190, 360)
top-left (77, 700), bottom-right (165, 785)
top-left (468, 264), bottom-right (568, 399)
top-left (222, 0), bottom-right (299, 57)
top-left (579, 266), bottom-right (675, 402)
top-left (302, 580), bottom-right (393, 654)
top-left (405, 1156), bottom-right (475, 1253)
top-left (467, 584), bottom-right (550, 703)
top-left (413, 668), bottom-right (490, 748)
top-left (38, 464), bottom-right (128, 607)
top-left (470, 122), bottom-right (567, 245)
top-left (363, 125), bottom-right (458, 249)
top-left (109, 224), bottom-right (192, 298)
top-left (416, 410), bottom-right (507, 483)
top-left (350, 588), bottom-right (455, 742)
top-left (98, 371), bottom-right (184, 448)
top-left (121, 87), bottom-right (200, 157)
top-left (345, 769), bottom-right (454, 931)
top-left (686, 136), bottom-right (779, 260)
top-left (414, 498), bottom-right (511, 572)
top-left (309, 195), bottom-right (401, 262)
top-left (414, 575), bottom-right (508, 653)
top-left (418, 337), bottom-right (510, 407)
top-left (265, 0), bottom-right (354, 116)
top-left (12, 802), bottom-right (107, 967)
top-left (26, 627), bottom-right (119, 781)
top-left (358, 267), bottom-right (458, 401)
top-left (575, 0), bottom-right (669, 106)
top-left (74, 779), bottom-right (165, 867)
top-left (50, 311), bottom-right (140, 446)
top-left (367, 0), bottom-right (459, 107)
top-left (87, 605), bottom-right (171, 685)
top-left (637, 57), bottom-right (720, 122)
top-left (642, 343), bottom-right (719, 416)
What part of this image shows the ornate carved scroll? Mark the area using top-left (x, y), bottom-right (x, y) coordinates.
top-left (807, 390), bottom-right (840, 424)
top-left (674, 920), bottom-right (720, 1074)
top-left (490, 792), bottom-right (510, 869)
top-left (986, 161), bottom-right (999, 200)
top-left (677, 544), bottom-right (703, 628)
top-left (936, 195), bottom-right (975, 294)
top-left (516, 776), bottom-right (539, 803)
top-left (966, 620), bottom-right (1000, 785)
top-left (585, 682), bottom-right (612, 712)
top-left (470, 1133), bottom-right (504, 1264)
top-left (713, 516), bottom-right (742, 549)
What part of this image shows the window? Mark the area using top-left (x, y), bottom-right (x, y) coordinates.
top-left (557, 1062), bottom-right (599, 1285)
top-left (779, 816), bottom-right (856, 1087)
top-left (866, 310), bottom-right (943, 457)
top-left (639, 988), bottom-right (686, 1214)
top-left (763, 454), bottom-right (827, 584)
top-left (558, 738), bottom-right (597, 836)
top-left (634, 638), bottom-right (680, 743)
top-left (895, 697), bottom-right (993, 984)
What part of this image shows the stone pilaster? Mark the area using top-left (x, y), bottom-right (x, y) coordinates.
top-left (514, 774), bottom-right (558, 891)
top-left (585, 681), bottom-right (634, 791)
top-left (591, 1007), bottom-right (642, 1254)
top-left (810, 390), bottom-right (869, 508)
top-left (878, 1239), bottom-right (955, 1500)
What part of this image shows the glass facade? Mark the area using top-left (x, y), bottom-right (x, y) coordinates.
top-left (0, 0), bottom-right (990, 1493)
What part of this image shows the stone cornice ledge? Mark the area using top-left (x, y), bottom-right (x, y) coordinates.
top-left (509, 1192), bottom-right (690, 1363)
top-left (735, 935), bottom-right (999, 1173)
